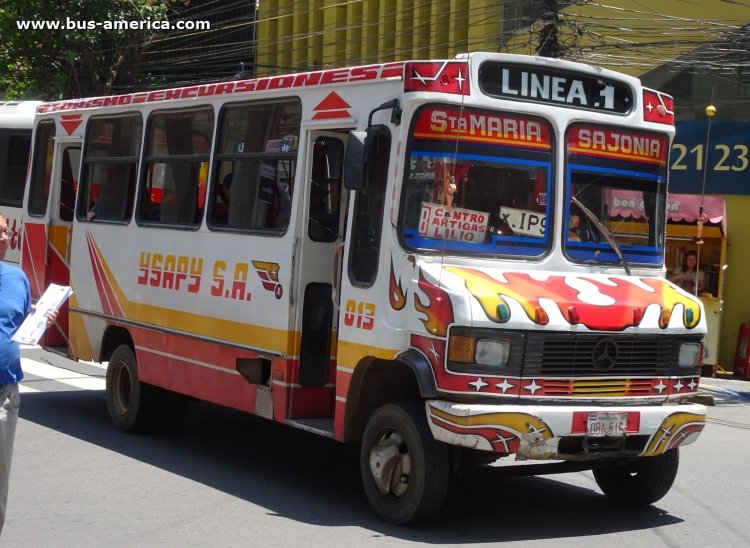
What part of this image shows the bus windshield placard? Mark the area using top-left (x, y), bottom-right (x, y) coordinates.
top-left (413, 106), bottom-right (552, 150)
top-left (479, 62), bottom-right (632, 114)
top-left (567, 125), bottom-right (668, 166)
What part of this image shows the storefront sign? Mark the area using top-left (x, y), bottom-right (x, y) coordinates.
top-left (670, 121), bottom-right (750, 194)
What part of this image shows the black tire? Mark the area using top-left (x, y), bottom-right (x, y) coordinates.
top-left (360, 402), bottom-right (449, 525)
top-left (593, 449), bottom-right (680, 505)
top-left (105, 344), bottom-right (163, 433)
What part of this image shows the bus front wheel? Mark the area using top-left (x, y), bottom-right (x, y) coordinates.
top-left (360, 402), bottom-right (449, 525)
top-left (593, 449), bottom-right (679, 505)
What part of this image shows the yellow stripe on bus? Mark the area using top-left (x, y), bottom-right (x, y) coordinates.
top-left (336, 339), bottom-right (401, 371)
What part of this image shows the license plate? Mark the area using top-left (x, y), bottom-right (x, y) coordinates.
top-left (586, 412), bottom-right (627, 437)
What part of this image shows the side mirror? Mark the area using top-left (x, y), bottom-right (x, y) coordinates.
top-left (343, 131), bottom-right (367, 191)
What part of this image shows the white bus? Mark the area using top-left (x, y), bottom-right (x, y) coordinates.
top-left (0, 101), bottom-right (41, 264)
top-left (23, 53), bottom-right (706, 524)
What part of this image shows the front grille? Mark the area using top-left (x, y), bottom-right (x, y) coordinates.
top-left (523, 332), bottom-right (702, 377)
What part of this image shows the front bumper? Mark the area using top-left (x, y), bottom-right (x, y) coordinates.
top-left (426, 399), bottom-right (706, 460)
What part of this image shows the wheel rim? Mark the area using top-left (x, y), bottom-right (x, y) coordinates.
top-left (368, 429), bottom-right (411, 498)
top-left (111, 361), bottom-right (132, 417)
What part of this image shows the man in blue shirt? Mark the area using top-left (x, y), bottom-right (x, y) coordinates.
top-left (0, 213), bottom-right (55, 537)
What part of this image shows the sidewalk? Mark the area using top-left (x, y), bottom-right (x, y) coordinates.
top-left (697, 376), bottom-right (750, 406)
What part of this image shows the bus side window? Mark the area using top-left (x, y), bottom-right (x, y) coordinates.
top-left (78, 114), bottom-right (142, 223)
top-left (28, 120), bottom-right (55, 216)
top-left (209, 99), bottom-right (300, 232)
top-left (59, 147), bottom-right (81, 222)
top-left (137, 108), bottom-right (212, 227)
top-left (0, 134), bottom-right (32, 206)
top-left (308, 137), bottom-right (343, 242)
top-left (349, 127), bottom-right (390, 286)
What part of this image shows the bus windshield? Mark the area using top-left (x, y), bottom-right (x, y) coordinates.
top-left (400, 105), bottom-right (553, 258)
top-left (564, 124), bottom-right (669, 267)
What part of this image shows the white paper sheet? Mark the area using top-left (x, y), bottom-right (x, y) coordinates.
top-left (12, 283), bottom-right (73, 345)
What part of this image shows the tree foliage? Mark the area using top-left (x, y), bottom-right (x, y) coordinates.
top-left (0, 1), bottom-right (179, 100)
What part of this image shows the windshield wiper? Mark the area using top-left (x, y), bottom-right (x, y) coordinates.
top-left (570, 196), bottom-right (631, 276)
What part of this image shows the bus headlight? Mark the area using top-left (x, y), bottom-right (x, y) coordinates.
top-left (448, 334), bottom-right (510, 367)
top-left (678, 342), bottom-right (701, 368)
top-left (475, 339), bottom-right (510, 366)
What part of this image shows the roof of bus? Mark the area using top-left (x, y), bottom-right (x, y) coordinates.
top-left (0, 101), bottom-right (43, 128)
top-left (35, 61), bottom-right (409, 115)
top-left (35, 52), bottom-right (647, 116)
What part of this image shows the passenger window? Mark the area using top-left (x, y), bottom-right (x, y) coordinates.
top-left (0, 133), bottom-right (32, 207)
top-left (209, 99), bottom-right (300, 232)
top-left (137, 108), bottom-right (213, 226)
top-left (77, 114), bottom-right (142, 223)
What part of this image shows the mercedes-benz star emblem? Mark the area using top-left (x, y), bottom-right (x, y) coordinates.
top-left (592, 338), bottom-right (619, 371)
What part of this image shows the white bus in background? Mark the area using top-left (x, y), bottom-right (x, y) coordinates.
top-left (0, 101), bottom-right (41, 264)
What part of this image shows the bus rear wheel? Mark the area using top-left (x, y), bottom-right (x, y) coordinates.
top-left (360, 402), bottom-right (449, 525)
top-left (106, 344), bottom-right (187, 433)
top-left (593, 449), bottom-right (679, 505)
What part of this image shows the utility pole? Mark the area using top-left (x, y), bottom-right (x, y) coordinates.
top-left (537, 0), bottom-right (564, 58)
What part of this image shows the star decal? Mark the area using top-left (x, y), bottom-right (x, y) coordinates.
top-left (469, 377), bottom-right (489, 391)
top-left (411, 69), bottom-right (428, 87)
top-left (491, 433), bottom-right (515, 452)
top-left (524, 379), bottom-right (542, 395)
top-left (656, 423), bottom-right (674, 447)
top-left (654, 379), bottom-right (667, 394)
top-left (673, 379), bottom-right (684, 392)
top-left (455, 67), bottom-right (466, 91)
top-left (527, 423), bottom-right (548, 441)
top-left (428, 341), bottom-right (440, 363)
top-left (688, 378), bottom-right (698, 391)
top-left (495, 379), bottom-right (515, 394)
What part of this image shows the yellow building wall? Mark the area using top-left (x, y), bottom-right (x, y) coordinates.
top-left (256, 1), bottom-right (750, 76)
top-left (719, 196), bottom-right (750, 370)
top-left (256, 0), bottom-right (499, 75)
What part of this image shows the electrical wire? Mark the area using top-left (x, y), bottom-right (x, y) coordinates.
top-left (35, 0), bottom-right (749, 94)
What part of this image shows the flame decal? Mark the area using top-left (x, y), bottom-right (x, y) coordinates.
top-left (428, 404), bottom-right (553, 453)
top-left (445, 267), bottom-right (532, 323)
top-left (389, 261), bottom-right (407, 311)
top-left (415, 269), bottom-right (454, 336)
top-left (640, 278), bottom-right (701, 329)
top-left (446, 267), bottom-right (701, 331)
top-left (643, 411), bottom-right (705, 455)
top-left (429, 405), bottom-right (553, 439)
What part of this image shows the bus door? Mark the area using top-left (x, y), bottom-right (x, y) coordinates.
top-left (294, 132), bottom-right (346, 416)
top-left (23, 130), bottom-right (81, 349)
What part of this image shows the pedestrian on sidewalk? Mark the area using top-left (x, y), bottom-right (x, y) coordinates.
top-left (0, 213), bottom-right (56, 537)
